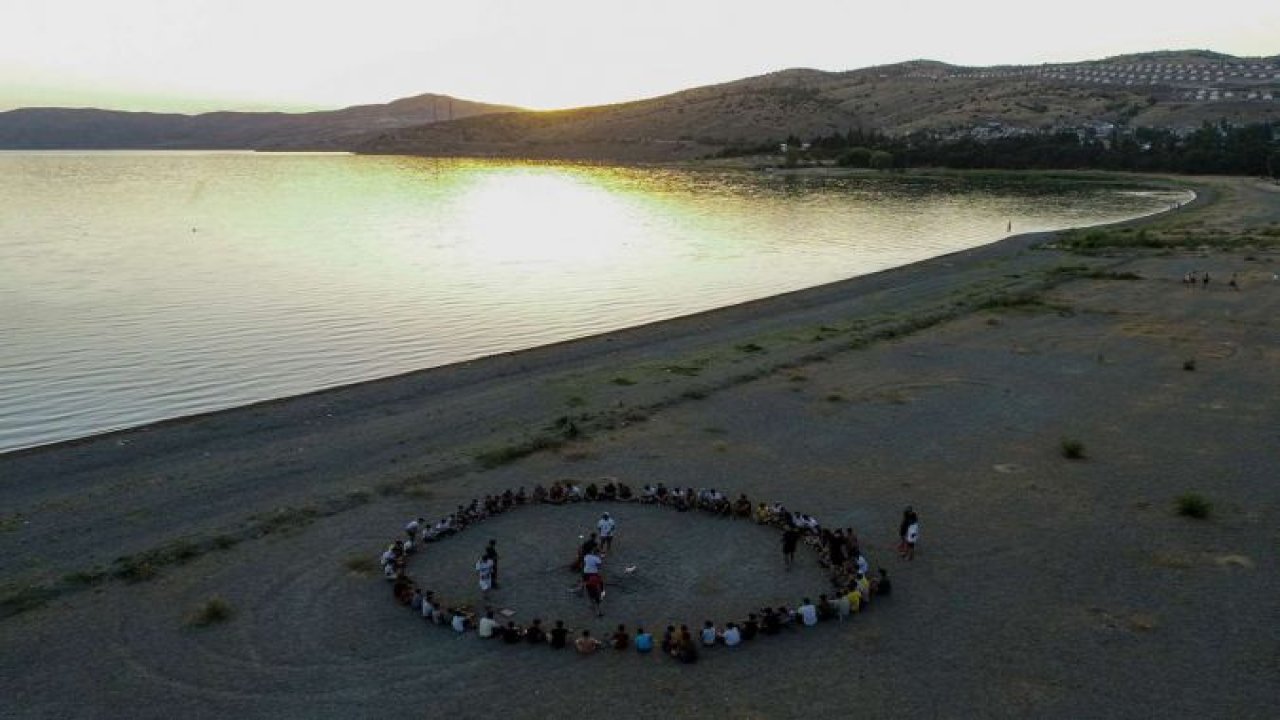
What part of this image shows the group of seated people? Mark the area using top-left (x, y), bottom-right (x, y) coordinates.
top-left (379, 477), bottom-right (895, 659)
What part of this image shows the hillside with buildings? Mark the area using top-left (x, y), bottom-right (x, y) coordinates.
top-left (361, 51), bottom-right (1280, 160)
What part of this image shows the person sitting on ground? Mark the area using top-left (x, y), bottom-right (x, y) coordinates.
top-left (778, 605), bottom-right (797, 628)
top-left (655, 483), bottom-right (669, 503)
top-left (734, 494), bottom-right (752, 519)
top-left (641, 484), bottom-right (657, 503)
top-left (617, 481), bottom-right (633, 500)
top-left (392, 578), bottom-right (413, 605)
top-left (817, 594), bottom-right (836, 621)
top-left (611, 624), bottom-right (630, 650)
top-left (834, 591), bottom-right (851, 621)
top-left (742, 613), bottom-right (760, 641)
top-left (857, 572), bottom-right (872, 606)
top-left (722, 622), bottom-right (742, 647)
top-left (635, 626), bottom-right (653, 653)
top-left (501, 489), bottom-right (514, 509)
top-left (547, 483), bottom-right (565, 504)
top-left (661, 625), bottom-right (677, 654)
top-left (502, 621), bottom-right (523, 644)
top-left (410, 588), bottom-right (424, 613)
top-left (797, 598), bottom-right (819, 627)
top-left (845, 584), bottom-right (863, 614)
top-left (405, 517), bottom-right (423, 543)
top-left (585, 483), bottom-right (599, 501)
top-left (601, 480), bottom-right (617, 500)
top-left (754, 502), bottom-right (771, 524)
top-left (478, 609), bottom-right (500, 639)
top-left (450, 607), bottom-right (473, 633)
top-left (761, 607), bottom-right (781, 635)
top-left (515, 486), bottom-right (528, 504)
top-left (549, 620), bottom-right (569, 649)
top-left (700, 620), bottom-right (717, 647)
top-left (531, 484), bottom-right (547, 503)
top-left (525, 618), bottom-right (546, 644)
top-left (675, 627), bottom-right (698, 664)
top-left (427, 601), bottom-right (446, 625)
top-left (575, 629), bottom-right (602, 655)
top-left (875, 568), bottom-right (892, 598)
top-left (567, 483), bottom-right (584, 502)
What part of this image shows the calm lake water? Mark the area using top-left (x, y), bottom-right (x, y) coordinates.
top-left (0, 152), bottom-right (1188, 452)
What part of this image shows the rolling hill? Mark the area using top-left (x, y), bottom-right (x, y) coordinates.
top-left (0, 94), bottom-right (522, 150)
top-left (361, 51), bottom-right (1280, 160)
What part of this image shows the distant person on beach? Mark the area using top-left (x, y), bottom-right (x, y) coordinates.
top-left (484, 539), bottom-right (500, 588)
top-left (525, 618), bottom-right (546, 644)
top-left (700, 621), bottom-right (717, 646)
top-left (797, 598), bottom-right (818, 626)
top-left (876, 568), bottom-right (892, 597)
top-left (1229, 273), bottom-right (1240, 291)
top-left (584, 572), bottom-right (605, 617)
top-left (782, 527), bottom-right (800, 569)
top-left (476, 554), bottom-right (494, 595)
top-left (1007, 220), bottom-right (1012, 233)
top-left (903, 520), bottom-right (920, 561)
top-left (898, 506), bottom-right (918, 553)
top-left (1203, 272), bottom-right (1211, 290)
top-left (723, 622), bottom-right (742, 646)
top-left (597, 512), bottom-right (617, 554)
top-left (611, 624), bottom-right (630, 650)
top-left (635, 627), bottom-right (654, 653)
top-left (575, 629), bottom-right (602, 655)
top-left (549, 620), bottom-right (569, 649)
top-left (478, 609), bottom-right (499, 638)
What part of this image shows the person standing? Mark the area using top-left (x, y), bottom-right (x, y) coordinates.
top-left (898, 506), bottom-right (918, 554)
top-left (483, 539), bottom-right (500, 588)
top-left (475, 554), bottom-right (494, 596)
top-left (782, 527), bottom-right (800, 569)
top-left (903, 518), bottom-right (920, 561)
top-left (597, 513), bottom-right (617, 554)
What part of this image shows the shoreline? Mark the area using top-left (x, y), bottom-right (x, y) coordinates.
top-left (1, 171), bottom-right (1197, 459)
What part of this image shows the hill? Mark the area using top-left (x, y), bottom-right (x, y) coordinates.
top-left (0, 94), bottom-right (522, 150)
top-left (361, 51), bottom-right (1280, 160)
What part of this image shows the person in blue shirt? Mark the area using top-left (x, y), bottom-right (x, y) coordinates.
top-left (635, 626), bottom-right (654, 653)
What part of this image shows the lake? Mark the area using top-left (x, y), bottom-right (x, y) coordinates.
top-left (0, 152), bottom-right (1188, 452)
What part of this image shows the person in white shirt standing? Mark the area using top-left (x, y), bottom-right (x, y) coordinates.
top-left (597, 512), bottom-right (617, 554)
top-left (475, 554), bottom-right (494, 596)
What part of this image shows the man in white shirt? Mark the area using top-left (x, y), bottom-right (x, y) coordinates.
top-left (597, 513), bottom-right (617, 553)
top-left (797, 598), bottom-right (819, 626)
top-left (477, 610), bottom-right (499, 638)
top-left (476, 555), bottom-right (494, 594)
top-left (722, 623), bottom-right (742, 646)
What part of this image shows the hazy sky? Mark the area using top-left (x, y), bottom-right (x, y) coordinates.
top-left (2, 0), bottom-right (1277, 113)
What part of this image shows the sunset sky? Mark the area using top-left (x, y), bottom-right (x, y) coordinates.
top-left (2, 0), bottom-right (1277, 113)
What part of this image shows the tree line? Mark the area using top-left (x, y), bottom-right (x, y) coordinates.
top-left (722, 122), bottom-right (1279, 177)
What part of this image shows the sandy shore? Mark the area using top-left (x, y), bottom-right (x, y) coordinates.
top-left (1, 174), bottom-right (1278, 719)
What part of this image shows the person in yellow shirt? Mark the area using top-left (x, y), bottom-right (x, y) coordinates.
top-left (845, 585), bottom-right (863, 614)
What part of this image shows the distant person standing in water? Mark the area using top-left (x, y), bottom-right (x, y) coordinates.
top-left (1202, 272), bottom-right (1210, 290)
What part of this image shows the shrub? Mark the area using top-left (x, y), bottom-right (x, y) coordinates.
top-left (188, 597), bottom-right (233, 627)
top-left (1060, 439), bottom-right (1086, 460)
top-left (1175, 493), bottom-right (1212, 519)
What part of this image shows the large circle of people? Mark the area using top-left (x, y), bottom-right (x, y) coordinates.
top-left (381, 478), bottom-right (896, 663)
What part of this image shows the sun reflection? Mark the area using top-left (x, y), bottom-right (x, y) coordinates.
top-left (452, 167), bottom-right (643, 268)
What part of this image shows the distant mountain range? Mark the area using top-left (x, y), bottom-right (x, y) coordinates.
top-left (0, 94), bottom-right (520, 150)
top-left (3, 51), bottom-right (1277, 159)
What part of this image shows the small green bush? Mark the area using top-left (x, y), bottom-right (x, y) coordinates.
top-left (1176, 493), bottom-right (1212, 519)
top-left (1060, 439), bottom-right (1086, 460)
top-left (188, 597), bottom-right (233, 627)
